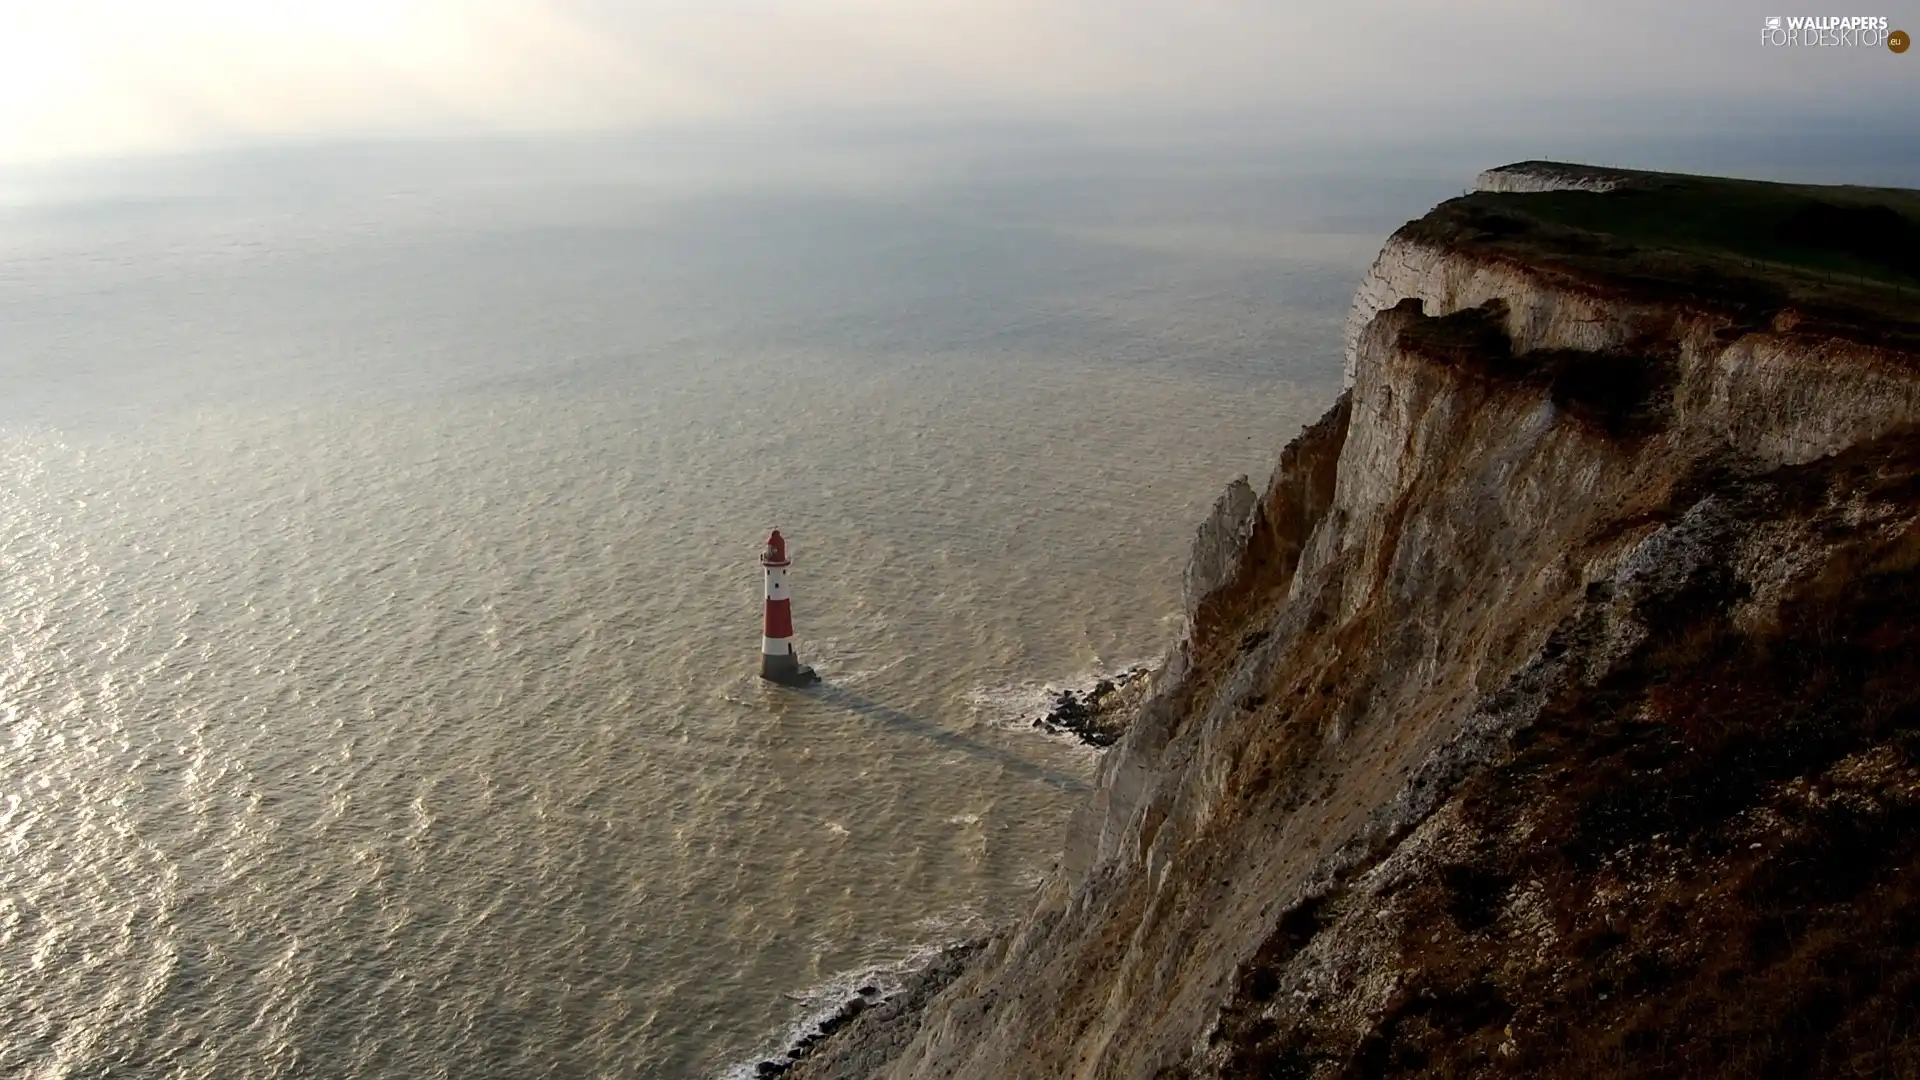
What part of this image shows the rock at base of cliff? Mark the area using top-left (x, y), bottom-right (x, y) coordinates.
top-left (777, 939), bottom-right (988, 1079)
top-left (1032, 664), bottom-right (1154, 748)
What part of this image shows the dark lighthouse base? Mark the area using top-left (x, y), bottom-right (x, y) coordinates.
top-left (761, 651), bottom-right (821, 686)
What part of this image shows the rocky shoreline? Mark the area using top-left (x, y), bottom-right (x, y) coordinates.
top-left (750, 939), bottom-right (986, 1078)
top-left (1030, 664), bottom-right (1153, 748)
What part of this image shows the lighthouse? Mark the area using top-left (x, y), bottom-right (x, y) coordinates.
top-left (759, 529), bottom-right (819, 685)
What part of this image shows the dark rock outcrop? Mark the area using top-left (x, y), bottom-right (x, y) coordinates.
top-left (1033, 666), bottom-right (1154, 748)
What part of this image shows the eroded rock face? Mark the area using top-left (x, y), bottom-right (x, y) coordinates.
top-left (1206, 442), bottom-right (1920, 1078)
top-left (1341, 231), bottom-right (1659, 387)
top-left (1181, 477), bottom-right (1259, 621)
top-left (790, 174), bottom-right (1920, 1080)
top-left (1340, 236), bottom-right (1920, 456)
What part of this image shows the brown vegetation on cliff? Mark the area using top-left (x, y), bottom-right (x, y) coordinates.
top-left (1215, 431), bottom-right (1920, 1079)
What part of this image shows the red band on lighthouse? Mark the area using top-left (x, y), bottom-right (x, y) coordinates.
top-left (764, 598), bottom-right (794, 639)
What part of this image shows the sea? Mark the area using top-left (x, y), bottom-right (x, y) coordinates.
top-left (0, 135), bottom-right (1439, 1078)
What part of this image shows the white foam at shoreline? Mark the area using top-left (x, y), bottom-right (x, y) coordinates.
top-left (717, 934), bottom-right (982, 1080)
top-left (964, 656), bottom-right (1160, 741)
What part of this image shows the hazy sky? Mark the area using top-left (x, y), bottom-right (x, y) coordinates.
top-left (1, 1), bottom-right (1915, 167)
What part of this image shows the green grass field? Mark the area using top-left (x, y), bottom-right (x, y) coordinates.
top-left (1407, 163), bottom-right (1920, 349)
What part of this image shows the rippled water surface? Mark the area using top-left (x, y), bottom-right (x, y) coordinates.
top-left (0, 151), bottom-right (1399, 1077)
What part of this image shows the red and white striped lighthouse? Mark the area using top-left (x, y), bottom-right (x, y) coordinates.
top-left (759, 529), bottom-right (818, 685)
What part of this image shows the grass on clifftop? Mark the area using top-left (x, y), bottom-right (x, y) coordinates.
top-left (1406, 165), bottom-right (1920, 351)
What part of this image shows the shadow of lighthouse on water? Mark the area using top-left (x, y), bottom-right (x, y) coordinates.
top-left (799, 684), bottom-right (1090, 795)
top-left (752, 527), bottom-right (1087, 794)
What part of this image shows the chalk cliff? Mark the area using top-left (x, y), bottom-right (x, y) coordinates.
top-left (1470, 160), bottom-right (1634, 196)
top-left (786, 165), bottom-right (1920, 1079)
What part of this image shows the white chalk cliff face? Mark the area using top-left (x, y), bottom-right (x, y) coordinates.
top-left (1341, 233), bottom-right (1920, 455)
top-left (788, 176), bottom-right (1920, 1080)
top-left (1471, 161), bottom-right (1632, 195)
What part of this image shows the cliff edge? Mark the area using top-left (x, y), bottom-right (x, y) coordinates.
top-left (786, 163), bottom-right (1920, 1079)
